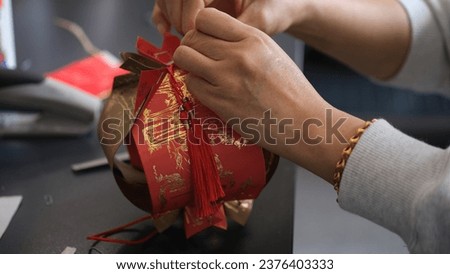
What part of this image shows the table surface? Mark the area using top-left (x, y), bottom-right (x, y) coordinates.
top-left (0, 0), bottom-right (297, 254)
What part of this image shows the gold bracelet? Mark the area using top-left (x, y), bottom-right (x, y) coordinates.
top-left (333, 120), bottom-right (375, 194)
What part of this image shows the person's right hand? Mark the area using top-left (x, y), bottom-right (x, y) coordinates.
top-left (152, 0), bottom-right (309, 36)
top-left (173, 8), bottom-right (365, 183)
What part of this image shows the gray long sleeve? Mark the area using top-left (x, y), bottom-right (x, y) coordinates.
top-left (338, 120), bottom-right (450, 253)
top-left (337, 0), bottom-right (450, 253)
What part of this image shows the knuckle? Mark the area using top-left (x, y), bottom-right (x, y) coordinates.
top-left (234, 37), bottom-right (265, 68)
top-left (236, 52), bottom-right (253, 69)
top-left (248, 29), bottom-right (267, 44)
top-left (196, 8), bottom-right (209, 20)
top-left (182, 30), bottom-right (196, 45)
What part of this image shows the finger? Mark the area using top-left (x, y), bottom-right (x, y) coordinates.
top-left (181, 0), bottom-right (206, 34)
top-left (181, 30), bottom-right (229, 60)
top-left (152, 5), bottom-right (171, 34)
top-left (173, 45), bottom-right (218, 85)
top-left (209, 0), bottom-right (240, 17)
top-left (155, 0), bottom-right (168, 18)
top-left (164, 0), bottom-right (183, 34)
top-left (234, 0), bottom-right (246, 16)
top-left (195, 8), bottom-right (250, 41)
top-left (184, 74), bottom-right (217, 108)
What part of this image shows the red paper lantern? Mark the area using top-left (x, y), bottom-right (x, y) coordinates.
top-left (93, 34), bottom-right (278, 242)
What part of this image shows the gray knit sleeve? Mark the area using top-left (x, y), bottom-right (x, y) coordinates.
top-left (383, 0), bottom-right (450, 95)
top-left (338, 119), bottom-right (450, 253)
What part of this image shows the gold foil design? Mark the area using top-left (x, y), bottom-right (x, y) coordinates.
top-left (209, 131), bottom-right (249, 149)
top-left (153, 166), bottom-right (186, 190)
top-left (214, 154), bottom-right (235, 188)
top-left (142, 108), bottom-right (185, 154)
top-left (141, 73), bottom-right (188, 157)
top-left (153, 165), bottom-right (186, 209)
top-left (167, 141), bottom-right (188, 170)
top-left (141, 71), bottom-right (247, 161)
top-left (184, 207), bottom-right (212, 228)
top-left (158, 72), bottom-right (191, 108)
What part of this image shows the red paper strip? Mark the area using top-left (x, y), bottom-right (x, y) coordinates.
top-left (47, 52), bottom-right (126, 98)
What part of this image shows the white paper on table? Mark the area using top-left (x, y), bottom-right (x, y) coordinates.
top-left (0, 0), bottom-right (17, 68)
top-left (0, 195), bottom-right (22, 239)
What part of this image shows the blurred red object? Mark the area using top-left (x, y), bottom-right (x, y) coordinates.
top-left (47, 51), bottom-right (126, 99)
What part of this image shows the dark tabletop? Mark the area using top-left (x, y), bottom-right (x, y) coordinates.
top-left (0, 0), bottom-right (296, 254)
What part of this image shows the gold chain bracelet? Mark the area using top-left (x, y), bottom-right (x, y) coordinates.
top-left (333, 120), bottom-right (375, 194)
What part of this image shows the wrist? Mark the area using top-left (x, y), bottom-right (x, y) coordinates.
top-left (286, 0), bottom-right (317, 36)
top-left (289, 107), bottom-right (365, 184)
top-left (317, 110), bottom-right (366, 184)
top-left (332, 119), bottom-right (374, 193)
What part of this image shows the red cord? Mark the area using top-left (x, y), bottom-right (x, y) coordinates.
top-left (87, 215), bottom-right (157, 245)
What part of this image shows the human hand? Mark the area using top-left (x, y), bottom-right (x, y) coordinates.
top-left (173, 8), bottom-right (326, 146)
top-left (152, 0), bottom-right (241, 34)
top-left (152, 0), bottom-right (307, 36)
top-left (174, 8), bottom-right (365, 183)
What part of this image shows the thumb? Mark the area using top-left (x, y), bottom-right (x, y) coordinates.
top-left (180, 0), bottom-right (217, 34)
top-left (181, 0), bottom-right (210, 34)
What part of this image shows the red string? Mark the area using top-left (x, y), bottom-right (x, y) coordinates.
top-left (87, 215), bottom-right (157, 245)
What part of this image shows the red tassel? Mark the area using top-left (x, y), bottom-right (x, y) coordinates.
top-left (166, 66), bottom-right (224, 218)
top-left (186, 119), bottom-right (224, 217)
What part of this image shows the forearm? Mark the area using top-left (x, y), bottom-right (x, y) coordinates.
top-left (289, 0), bottom-right (411, 79)
top-left (266, 101), bottom-right (365, 184)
